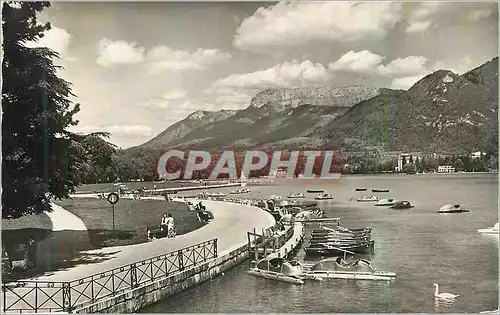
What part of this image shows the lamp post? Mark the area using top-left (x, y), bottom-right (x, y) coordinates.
top-left (107, 192), bottom-right (120, 231)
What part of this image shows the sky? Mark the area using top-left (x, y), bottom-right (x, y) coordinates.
top-left (25, 1), bottom-right (499, 148)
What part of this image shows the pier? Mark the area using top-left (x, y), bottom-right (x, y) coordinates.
top-left (142, 182), bottom-right (241, 195)
top-left (247, 220), bottom-right (305, 264)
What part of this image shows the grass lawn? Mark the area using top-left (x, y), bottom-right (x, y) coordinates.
top-left (55, 198), bottom-right (204, 248)
top-left (1, 198), bottom-right (204, 281)
top-left (2, 212), bottom-right (53, 230)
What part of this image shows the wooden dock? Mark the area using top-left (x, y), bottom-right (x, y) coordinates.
top-left (267, 222), bottom-right (304, 259)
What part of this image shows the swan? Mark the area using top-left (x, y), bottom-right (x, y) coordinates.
top-left (434, 283), bottom-right (460, 300)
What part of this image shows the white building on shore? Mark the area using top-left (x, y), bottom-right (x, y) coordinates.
top-left (470, 151), bottom-right (485, 159)
top-left (395, 153), bottom-right (410, 172)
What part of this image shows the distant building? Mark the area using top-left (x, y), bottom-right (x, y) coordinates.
top-left (395, 153), bottom-right (410, 172)
top-left (438, 165), bottom-right (455, 173)
top-left (470, 151), bottom-right (485, 159)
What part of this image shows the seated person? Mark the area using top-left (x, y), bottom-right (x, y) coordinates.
top-left (166, 214), bottom-right (175, 232)
top-left (160, 214), bottom-right (169, 231)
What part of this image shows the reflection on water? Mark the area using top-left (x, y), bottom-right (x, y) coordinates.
top-left (142, 174), bottom-right (498, 313)
top-left (434, 298), bottom-right (458, 313)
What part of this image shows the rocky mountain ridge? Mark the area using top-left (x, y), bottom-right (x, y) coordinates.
top-left (128, 57), bottom-right (498, 155)
top-left (249, 85), bottom-right (380, 108)
top-left (138, 109), bottom-right (237, 149)
top-left (323, 58), bottom-right (498, 153)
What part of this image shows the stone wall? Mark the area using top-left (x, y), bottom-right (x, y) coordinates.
top-left (73, 245), bottom-right (249, 313)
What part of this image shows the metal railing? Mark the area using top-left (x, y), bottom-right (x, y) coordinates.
top-left (2, 238), bottom-right (217, 313)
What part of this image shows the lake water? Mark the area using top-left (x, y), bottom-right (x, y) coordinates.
top-left (141, 173), bottom-right (498, 313)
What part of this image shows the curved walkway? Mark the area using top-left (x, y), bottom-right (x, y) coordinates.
top-left (27, 199), bottom-right (275, 282)
top-left (47, 203), bottom-right (87, 231)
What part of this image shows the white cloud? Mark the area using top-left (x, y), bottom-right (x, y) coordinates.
top-left (378, 56), bottom-right (429, 77)
top-left (96, 39), bottom-right (145, 66)
top-left (139, 99), bottom-right (171, 110)
top-left (405, 21), bottom-right (433, 33)
top-left (96, 40), bottom-right (231, 73)
top-left (405, 2), bottom-right (442, 33)
top-left (212, 60), bottom-right (331, 89)
top-left (161, 89), bottom-right (188, 100)
top-left (467, 9), bottom-right (493, 21)
top-left (432, 56), bottom-right (475, 75)
top-left (74, 125), bottom-right (153, 138)
top-left (233, 2), bottom-right (402, 51)
top-left (145, 46), bottom-right (231, 74)
top-left (375, 55), bottom-right (431, 90)
top-left (139, 89), bottom-right (188, 110)
top-left (24, 26), bottom-right (71, 57)
top-left (328, 50), bottom-right (386, 74)
top-left (390, 75), bottom-right (428, 90)
top-left (202, 86), bottom-right (253, 110)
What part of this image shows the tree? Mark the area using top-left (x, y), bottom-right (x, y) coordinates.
top-left (78, 133), bottom-right (117, 183)
top-left (417, 156), bottom-right (425, 173)
top-left (2, 2), bottom-right (84, 218)
top-left (454, 158), bottom-right (465, 172)
top-left (403, 163), bottom-right (417, 174)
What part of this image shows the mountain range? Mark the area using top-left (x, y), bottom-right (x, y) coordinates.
top-left (127, 57), bottom-right (498, 156)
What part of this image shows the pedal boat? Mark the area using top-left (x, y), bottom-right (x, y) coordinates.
top-left (303, 257), bottom-right (396, 281)
top-left (357, 195), bottom-right (379, 202)
top-left (247, 257), bottom-right (304, 285)
top-left (315, 193), bottom-right (334, 200)
top-left (390, 201), bottom-right (414, 209)
top-left (478, 222), bottom-right (499, 235)
top-left (375, 198), bottom-right (397, 206)
top-left (288, 192), bottom-right (305, 198)
top-left (438, 204), bottom-right (470, 213)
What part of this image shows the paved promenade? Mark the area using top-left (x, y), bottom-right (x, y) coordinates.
top-left (46, 203), bottom-right (87, 231)
top-left (19, 199), bottom-right (275, 283)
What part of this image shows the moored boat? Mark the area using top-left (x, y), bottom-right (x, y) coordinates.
top-left (311, 227), bottom-right (372, 235)
top-left (303, 257), bottom-right (396, 281)
top-left (288, 192), bottom-right (305, 198)
top-left (375, 198), bottom-right (397, 206)
top-left (355, 188), bottom-right (368, 191)
top-left (315, 193), bottom-right (334, 200)
top-left (230, 188), bottom-right (251, 194)
top-left (479, 309), bottom-right (499, 314)
top-left (310, 226), bottom-right (372, 235)
top-left (206, 192), bottom-right (226, 197)
top-left (438, 204), bottom-right (469, 213)
top-left (307, 189), bottom-right (324, 193)
top-left (357, 195), bottom-right (379, 202)
top-left (305, 240), bottom-right (375, 256)
top-left (269, 195), bottom-right (282, 200)
top-left (247, 257), bottom-right (304, 285)
top-left (477, 222), bottom-right (498, 235)
top-left (372, 188), bottom-right (390, 193)
top-left (390, 201), bottom-right (414, 209)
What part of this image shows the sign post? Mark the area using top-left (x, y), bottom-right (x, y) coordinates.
top-left (107, 192), bottom-right (120, 231)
